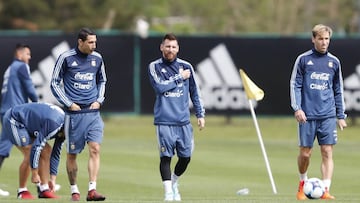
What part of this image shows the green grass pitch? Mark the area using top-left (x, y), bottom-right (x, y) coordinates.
top-left (0, 115), bottom-right (359, 202)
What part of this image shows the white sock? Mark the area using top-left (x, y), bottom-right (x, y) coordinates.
top-left (171, 173), bottom-right (179, 184)
top-left (71, 184), bottom-right (80, 194)
top-left (40, 183), bottom-right (50, 192)
top-left (89, 181), bottom-right (96, 191)
top-left (163, 180), bottom-right (172, 194)
top-left (18, 187), bottom-right (28, 193)
top-left (322, 179), bottom-right (331, 191)
top-left (299, 172), bottom-right (308, 181)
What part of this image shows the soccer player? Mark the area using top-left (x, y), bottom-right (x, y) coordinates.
top-left (290, 24), bottom-right (347, 200)
top-left (1, 102), bottom-right (65, 199)
top-left (0, 43), bottom-right (38, 196)
top-left (50, 27), bottom-right (107, 201)
top-left (148, 33), bottom-right (205, 201)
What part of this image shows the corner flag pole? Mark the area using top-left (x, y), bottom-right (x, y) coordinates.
top-left (247, 100), bottom-right (277, 194)
top-left (239, 69), bottom-right (277, 194)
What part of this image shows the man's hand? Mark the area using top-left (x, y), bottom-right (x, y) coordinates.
top-left (90, 102), bottom-right (101, 110)
top-left (294, 110), bottom-right (307, 123)
top-left (179, 68), bottom-right (191, 80)
top-left (49, 175), bottom-right (58, 192)
top-left (31, 170), bottom-right (40, 184)
top-left (338, 119), bottom-right (347, 131)
top-left (197, 117), bottom-right (205, 131)
top-left (69, 103), bottom-right (81, 111)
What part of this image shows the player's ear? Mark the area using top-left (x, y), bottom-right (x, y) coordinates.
top-left (78, 38), bottom-right (83, 46)
top-left (311, 36), bottom-right (315, 44)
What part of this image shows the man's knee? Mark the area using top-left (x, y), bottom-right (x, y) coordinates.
top-left (178, 157), bottom-right (191, 165)
top-left (88, 142), bottom-right (101, 153)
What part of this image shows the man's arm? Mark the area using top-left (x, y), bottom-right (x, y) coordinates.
top-left (96, 61), bottom-right (107, 105)
top-left (50, 54), bottom-right (73, 107)
top-left (290, 56), bottom-right (303, 112)
top-left (49, 135), bottom-right (65, 177)
top-left (19, 64), bottom-right (38, 102)
top-left (148, 61), bottom-right (182, 94)
top-left (188, 64), bottom-right (205, 119)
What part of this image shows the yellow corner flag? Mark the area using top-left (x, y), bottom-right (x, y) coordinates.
top-left (239, 69), bottom-right (264, 101)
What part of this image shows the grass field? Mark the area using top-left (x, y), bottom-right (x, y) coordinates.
top-left (0, 115), bottom-right (359, 203)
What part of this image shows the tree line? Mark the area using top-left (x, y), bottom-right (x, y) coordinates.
top-left (0, 0), bottom-right (359, 36)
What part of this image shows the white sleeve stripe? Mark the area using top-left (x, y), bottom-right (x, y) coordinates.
top-left (51, 50), bottom-right (76, 107)
top-left (97, 62), bottom-right (106, 103)
top-left (149, 59), bottom-right (174, 85)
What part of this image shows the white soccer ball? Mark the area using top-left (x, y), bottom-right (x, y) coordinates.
top-left (303, 178), bottom-right (325, 199)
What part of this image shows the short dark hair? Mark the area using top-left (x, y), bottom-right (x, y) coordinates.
top-left (78, 27), bottom-right (96, 41)
top-left (162, 33), bottom-right (178, 42)
top-left (15, 43), bottom-right (30, 50)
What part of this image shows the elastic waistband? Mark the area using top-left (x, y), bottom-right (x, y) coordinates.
top-left (65, 108), bottom-right (99, 114)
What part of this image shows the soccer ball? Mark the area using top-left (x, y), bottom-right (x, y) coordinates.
top-left (303, 178), bottom-right (325, 199)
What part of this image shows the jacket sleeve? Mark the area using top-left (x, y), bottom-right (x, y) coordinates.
top-left (50, 135), bottom-right (65, 175)
top-left (30, 120), bottom-right (62, 170)
top-left (18, 64), bottom-right (38, 102)
top-left (30, 134), bottom-right (45, 170)
top-left (96, 61), bottom-right (107, 105)
top-left (188, 65), bottom-right (205, 118)
top-left (290, 56), bottom-right (303, 112)
top-left (50, 54), bottom-right (73, 107)
top-left (148, 62), bottom-right (182, 94)
top-left (333, 64), bottom-right (347, 119)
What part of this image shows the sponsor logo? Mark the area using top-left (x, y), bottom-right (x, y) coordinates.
top-left (194, 43), bottom-right (255, 110)
top-left (91, 60), bottom-right (96, 67)
top-left (71, 61), bottom-right (78, 66)
top-left (74, 82), bottom-right (92, 90)
top-left (164, 89), bottom-right (183, 97)
top-left (309, 72), bottom-right (330, 91)
top-left (310, 72), bottom-right (329, 81)
top-left (328, 61), bottom-right (333, 68)
top-left (310, 83), bottom-right (328, 90)
top-left (70, 143), bottom-right (76, 150)
top-left (74, 72), bottom-right (94, 81)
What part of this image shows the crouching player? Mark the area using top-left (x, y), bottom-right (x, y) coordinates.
top-left (1, 102), bottom-right (65, 199)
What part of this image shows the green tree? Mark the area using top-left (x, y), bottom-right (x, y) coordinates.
top-left (0, 0), bottom-right (358, 35)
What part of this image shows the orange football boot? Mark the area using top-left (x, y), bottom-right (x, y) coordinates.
top-left (296, 180), bottom-right (307, 200)
top-left (321, 187), bottom-right (335, 200)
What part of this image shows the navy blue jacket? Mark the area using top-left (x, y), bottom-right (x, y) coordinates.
top-left (148, 57), bottom-right (205, 125)
top-left (0, 59), bottom-right (38, 116)
top-left (290, 49), bottom-right (346, 120)
top-left (50, 47), bottom-right (106, 112)
top-left (5, 103), bottom-right (64, 175)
